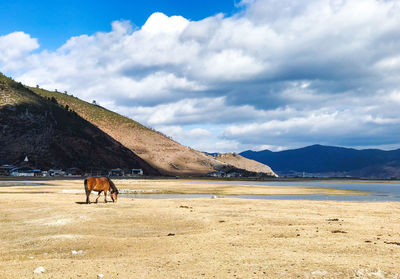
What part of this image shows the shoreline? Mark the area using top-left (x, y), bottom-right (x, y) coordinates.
top-left (1, 175), bottom-right (399, 182)
top-left (0, 178), bottom-right (369, 197)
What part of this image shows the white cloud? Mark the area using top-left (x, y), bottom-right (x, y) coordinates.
top-left (222, 102), bottom-right (400, 148)
top-left (2, 0), bottom-right (400, 151)
top-left (254, 144), bottom-right (286, 152)
top-left (115, 97), bottom-right (269, 127)
top-left (142, 12), bottom-right (189, 34)
top-left (0, 32), bottom-right (39, 72)
top-left (157, 126), bottom-right (211, 141)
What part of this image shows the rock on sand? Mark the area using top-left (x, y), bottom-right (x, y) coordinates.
top-left (33, 266), bottom-right (45, 274)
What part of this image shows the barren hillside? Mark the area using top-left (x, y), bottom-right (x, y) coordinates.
top-left (31, 87), bottom-right (276, 176)
top-left (0, 74), bottom-right (158, 175)
top-left (213, 153), bottom-right (277, 177)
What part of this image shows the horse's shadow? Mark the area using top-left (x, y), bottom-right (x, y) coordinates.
top-left (75, 201), bottom-right (87, 205)
top-left (75, 201), bottom-right (112, 204)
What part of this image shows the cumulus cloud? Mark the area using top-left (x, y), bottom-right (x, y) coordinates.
top-left (0, 32), bottom-right (39, 72)
top-left (156, 126), bottom-right (211, 142)
top-left (1, 0), bottom-right (400, 152)
top-left (224, 107), bottom-right (400, 144)
top-left (115, 97), bottom-right (269, 126)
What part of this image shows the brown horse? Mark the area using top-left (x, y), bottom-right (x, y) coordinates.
top-left (84, 177), bottom-right (119, 204)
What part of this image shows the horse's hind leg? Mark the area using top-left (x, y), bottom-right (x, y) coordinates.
top-left (95, 191), bottom-right (102, 204)
top-left (86, 192), bottom-right (91, 204)
top-left (104, 190), bottom-right (108, 203)
top-left (84, 179), bottom-right (90, 204)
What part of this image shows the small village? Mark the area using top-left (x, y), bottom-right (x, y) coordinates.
top-left (0, 156), bottom-right (143, 177)
top-left (0, 164), bottom-right (144, 177)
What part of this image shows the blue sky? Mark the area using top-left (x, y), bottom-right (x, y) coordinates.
top-left (1, 0), bottom-right (400, 153)
top-left (0, 0), bottom-right (239, 50)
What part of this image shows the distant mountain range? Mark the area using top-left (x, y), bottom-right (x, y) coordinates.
top-left (240, 145), bottom-right (400, 178)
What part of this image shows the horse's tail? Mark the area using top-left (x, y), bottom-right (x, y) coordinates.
top-left (107, 178), bottom-right (118, 194)
top-left (84, 178), bottom-right (89, 195)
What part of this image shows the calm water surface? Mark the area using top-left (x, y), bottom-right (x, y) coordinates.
top-left (2, 179), bottom-right (400, 202)
top-left (125, 180), bottom-right (400, 202)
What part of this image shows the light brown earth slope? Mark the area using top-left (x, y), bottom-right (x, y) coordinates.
top-left (31, 87), bottom-right (277, 177)
top-left (0, 74), bottom-right (158, 174)
top-left (212, 153), bottom-right (277, 177)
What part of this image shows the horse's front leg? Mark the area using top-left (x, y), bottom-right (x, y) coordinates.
top-left (95, 191), bottom-right (102, 204)
top-left (104, 190), bottom-right (108, 203)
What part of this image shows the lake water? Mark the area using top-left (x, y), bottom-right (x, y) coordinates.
top-left (124, 180), bottom-right (400, 202)
top-left (2, 179), bottom-right (400, 202)
top-left (0, 181), bottom-right (46, 187)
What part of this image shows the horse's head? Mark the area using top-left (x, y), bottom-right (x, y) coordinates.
top-left (107, 178), bottom-right (118, 202)
top-left (111, 191), bottom-right (118, 202)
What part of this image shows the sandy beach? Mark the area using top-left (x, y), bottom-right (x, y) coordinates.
top-left (0, 179), bottom-right (399, 278)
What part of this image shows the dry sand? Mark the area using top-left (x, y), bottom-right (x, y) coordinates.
top-left (0, 179), bottom-right (399, 278)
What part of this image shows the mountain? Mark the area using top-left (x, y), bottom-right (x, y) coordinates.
top-left (0, 74), bottom-right (159, 175)
top-left (209, 153), bottom-right (277, 177)
top-left (29, 86), bottom-right (276, 177)
top-left (240, 144), bottom-right (400, 178)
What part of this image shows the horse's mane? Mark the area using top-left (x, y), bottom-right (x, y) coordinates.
top-left (107, 178), bottom-right (119, 194)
